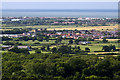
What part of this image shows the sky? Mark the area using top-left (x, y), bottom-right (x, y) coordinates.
top-left (2, 0), bottom-right (120, 2)
top-left (2, 2), bottom-right (118, 10)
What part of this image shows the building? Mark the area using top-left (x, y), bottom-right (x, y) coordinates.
top-left (78, 41), bottom-right (91, 45)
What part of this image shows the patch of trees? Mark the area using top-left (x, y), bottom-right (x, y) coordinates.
top-left (102, 45), bottom-right (116, 52)
top-left (2, 52), bottom-right (120, 80)
top-left (3, 41), bottom-right (14, 45)
top-left (2, 17), bottom-right (117, 27)
top-left (51, 45), bottom-right (86, 54)
top-left (74, 37), bottom-right (94, 45)
top-left (34, 45), bottom-right (87, 54)
top-left (35, 49), bottom-right (41, 54)
top-left (9, 46), bottom-right (30, 54)
top-left (2, 36), bottom-right (13, 41)
top-left (3, 41), bottom-right (22, 45)
top-left (85, 47), bottom-right (90, 52)
top-left (69, 40), bottom-right (73, 44)
top-left (102, 37), bottom-right (108, 43)
top-left (2, 28), bottom-right (27, 34)
top-left (55, 37), bottom-right (62, 44)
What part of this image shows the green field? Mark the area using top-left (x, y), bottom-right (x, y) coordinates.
top-left (2, 25), bottom-right (118, 31)
top-left (3, 39), bottom-right (119, 55)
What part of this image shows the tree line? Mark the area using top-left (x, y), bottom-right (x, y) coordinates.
top-left (2, 51), bottom-right (120, 80)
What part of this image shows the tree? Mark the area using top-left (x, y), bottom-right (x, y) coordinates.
top-left (109, 45), bottom-right (116, 51)
top-left (51, 47), bottom-right (57, 53)
top-left (41, 46), bottom-right (45, 51)
top-left (102, 37), bottom-right (108, 43)
top-left (20, 48), bottom-right (30, 54)
top-left (102, 46), bottom-right (110, 52)
top-left (2, 36), bottom-right (12, 41)
top-left (69, 40), bottom-right (73, 44)
top-left (47, 46), bottom-right (50, 51)
top-left (58, 45), bottom-right (71, 54)
top-left (3, 41), bottom-right (14, 45)
top-left (85, 47), bottom-right (90, 52)
top-left (9, 45), bottom-right (30, 54)
top-left (75, 39), bottom-right (80, 45)
top-left (32, 37), bottom-right (36, 42)
top-left (56, 37), bottom-right (62, 43)
top-left (88, 38), bottom-right (94, 41)
top-left (78, 37), bottom-right (87, 41)
top-left (20, 36), bottom-right (29, 41)
top-left (73, 72), bottom-right (80, 80)
top-left (77, 46), bottom-right (81, 50)
top-left (9, 45), bottom-right (20, 53)
top-left (94, 59), bottom-right (111, 77)
top-left (45, 36), bottom-right (49, 42)
top-left (55, 40), bottom-right (59, 44)
top-left (37, 36), bottom-right (43, 42)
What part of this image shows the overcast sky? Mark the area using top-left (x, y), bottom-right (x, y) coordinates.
top-left (2, 2), bottom-right (118, 9)
top-left (2, 0), bottom-right (120, 2)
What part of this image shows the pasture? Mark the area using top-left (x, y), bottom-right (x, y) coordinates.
top-left (3, 39), bottom-right (119, 55)
top-left (2, 25), bottom-right (118, 31)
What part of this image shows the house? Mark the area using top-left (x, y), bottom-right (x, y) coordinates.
top-left (2, 45), bottom-right (12, 50)
top-left (78, 41), bottom-right (91, 45)
top-left (3, 46), bottom-right (32, 51)
top-left (17, 46), bottom-right (32, 51)
top-left (11, 19), bottom-right (21, 21)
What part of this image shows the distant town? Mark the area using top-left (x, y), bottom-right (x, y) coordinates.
top-left (0, 17), bottom-right (117, 27)
top-left (1, 17), bottom-right (119, 52)
top-left (1, 28), bottom-right (119, 40)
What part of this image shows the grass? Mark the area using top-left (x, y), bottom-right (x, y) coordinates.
top-left (2, 25), bottom-right (118, 31)
top-left (95, 39), bottom-right (120, 41)
top-left (2, 38), bottom-right (119, 54)
top-left (71, 42), bottom-right (119, 52)
top-left (29, 50), bottom-right (35, 54)
top-left (29, 50), bottom-right (51, 54)
top-left (47, 25), bottom-right (118, 31)
top-left (3, 40), bottom-right (69, 46)
top-left (2, 39), bottom-right (119, 55)
top-left (88, 51), bottom-right (119, 55)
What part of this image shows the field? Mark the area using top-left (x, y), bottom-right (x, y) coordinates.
top-left (31, 41), bottom-right (119, 54)
top-left (48, 25), bottom-right (118, 31)
top-left (2, 24), bottom-right (119, 55)
top-left (3, 39), bottom-right (119, 54)
top-left (2, 25), bottom-right (118, 31)
top-left (95, 39), bottom-right (120, 41)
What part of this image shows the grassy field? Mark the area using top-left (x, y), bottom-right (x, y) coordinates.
top-left (47, 25), bottom-right (118, 31)
top-left (0, 29), bottom-right (12, 31)
top-left (1, 24), bottom-right (119, 55)
top-left (2, 25), bottom-right (118, 31)
top-left (95, 39), bottom-right (120, 41)
top-left (70, 43), bottom-right (119, 52)
top-left (2, 39), bottom-right (119, 55)
top-left (3, 39), bottom-right (119, 49)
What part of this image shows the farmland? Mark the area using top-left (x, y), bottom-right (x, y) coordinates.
top-left (1, 17), bottom-right (120, 80)
top-left (2, 25), bottom-right (118, 31)
top-left (2, 39), bottom-right (119, 55)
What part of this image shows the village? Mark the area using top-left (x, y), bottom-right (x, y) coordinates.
top-left (1, 27), bottom-right (119, 53)
top-left (1, 16), bottom-right (117, 27)
top-left (1, 28), bottom-right (119, 39)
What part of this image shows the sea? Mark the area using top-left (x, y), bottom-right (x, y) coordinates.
top-left (2, 9), bottom-right (118, 18)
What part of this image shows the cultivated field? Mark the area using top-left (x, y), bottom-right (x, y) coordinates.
top-left (47, 25), bottom-right (118, 31)
top-left (95, 39), bottom-right (120, 41)
top-left (2, 25), bottom-right (118, 31)
top-left (3, 39), bottom-right (119, 54)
